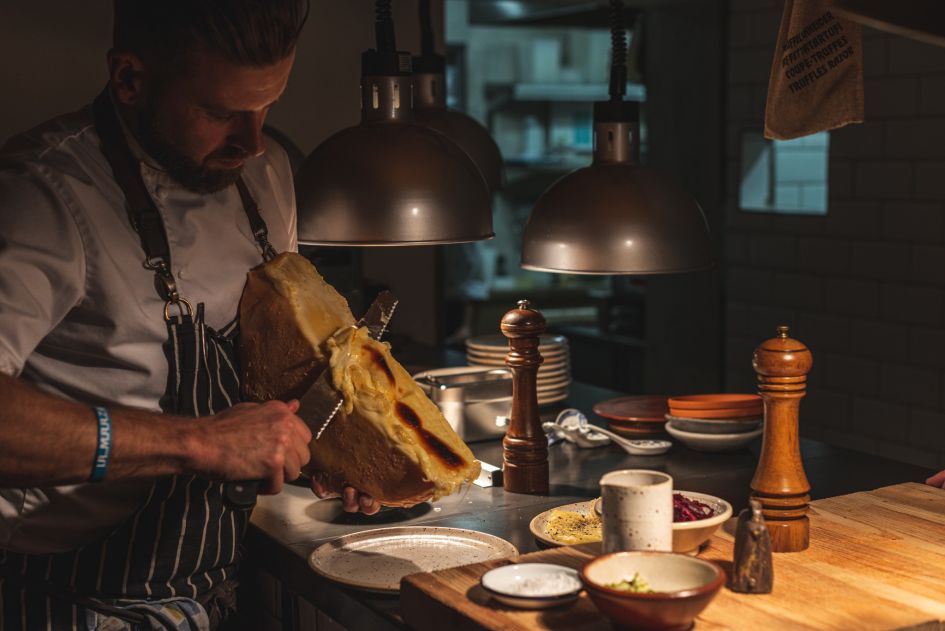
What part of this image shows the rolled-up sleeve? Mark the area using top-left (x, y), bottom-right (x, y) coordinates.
top-left (0, 166), bottom-right (86, 376)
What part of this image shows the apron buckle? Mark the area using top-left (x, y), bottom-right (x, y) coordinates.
top-left (144, 258), bottom-right (181, 303)
top-left (164, 297), bottom-right (194, 321)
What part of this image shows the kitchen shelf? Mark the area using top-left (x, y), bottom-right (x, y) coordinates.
top-left (486, 82), bottom-right (646, 110)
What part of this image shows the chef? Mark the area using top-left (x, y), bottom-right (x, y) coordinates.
top-left (0, 1), bottom-right (375, 628)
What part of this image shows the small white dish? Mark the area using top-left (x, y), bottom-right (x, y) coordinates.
top-left (665, 420), bottom-right (763, 452)
top-left (480, 563), bottom-right (582, 609)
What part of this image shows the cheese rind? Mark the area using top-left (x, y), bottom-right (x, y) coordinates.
top-left (240, 252), bottom-right (354, 402)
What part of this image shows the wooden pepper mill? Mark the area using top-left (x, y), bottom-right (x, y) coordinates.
top-left (750, 325), bottom-right (813, 552)
top-left (501, 299), bottom-right (549, 495)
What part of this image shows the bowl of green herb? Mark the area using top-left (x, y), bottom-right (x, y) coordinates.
top-left (580, 551), bottom-right (724, 631)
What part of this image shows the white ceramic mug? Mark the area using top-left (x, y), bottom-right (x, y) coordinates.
top-left (599, 469), bottom-right (673, 553)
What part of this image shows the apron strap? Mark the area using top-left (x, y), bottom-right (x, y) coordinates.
top-left (91, 88), bottom-right (277, 305)
top-left (236, 179), bottom-right (277, 261)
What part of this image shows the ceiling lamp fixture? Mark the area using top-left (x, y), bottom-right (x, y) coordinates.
top-left (832, 0), bottom-right (945, 48)
top-left (294, 0), bottom-right (493, 246)
top-left (412, 0), bottom-right (504, 193)
top-left (520, 0), bottom-right (713, 274)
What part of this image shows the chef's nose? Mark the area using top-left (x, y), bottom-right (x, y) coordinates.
top-left (230, 112), bottom-right (266, 158)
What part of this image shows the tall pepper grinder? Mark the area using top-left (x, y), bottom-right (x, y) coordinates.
top-left (501, 300), bottom-right (549, 494)
top-left (750, 325), bottom-right (813, 552)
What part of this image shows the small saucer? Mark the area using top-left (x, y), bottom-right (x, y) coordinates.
top-left (480, 563), bottom-right (582, 609)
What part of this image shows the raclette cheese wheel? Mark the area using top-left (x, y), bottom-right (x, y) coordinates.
top-left (239, 252), bottom-right (480, 507)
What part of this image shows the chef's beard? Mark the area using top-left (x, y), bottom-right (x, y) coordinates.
top-left (136, 97), bottom-right (246, 195)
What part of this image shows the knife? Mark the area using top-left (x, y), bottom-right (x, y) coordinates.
top-left (299, 290), bottom-right (398, 440)
top-left (225, 291), bottom-right (398, 508)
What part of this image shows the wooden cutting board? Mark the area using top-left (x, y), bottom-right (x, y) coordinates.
top-left (400, 483), bottom-right (945, 631)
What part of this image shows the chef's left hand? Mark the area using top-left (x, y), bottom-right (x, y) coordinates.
top-left (310, 477), bottom-right (381, 515)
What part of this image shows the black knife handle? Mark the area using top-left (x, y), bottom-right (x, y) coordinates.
top-left (224, 479), bottom-right (260, 509)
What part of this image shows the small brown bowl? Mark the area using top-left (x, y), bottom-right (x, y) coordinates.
top-left (606, 421), bottom-right (668, 439)
top-left (580, 551), bottom-right (724, 631)
top-left (668, 394), bottom-right (761, 410)
top-left (667, 406), bottom-right (762, 420)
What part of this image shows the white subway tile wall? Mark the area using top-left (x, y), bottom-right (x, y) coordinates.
top-left (726, 4), bottom-right (945, 468)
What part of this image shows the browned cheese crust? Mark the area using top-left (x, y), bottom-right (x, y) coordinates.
top-left (306, 328), bottom-right (480, 507)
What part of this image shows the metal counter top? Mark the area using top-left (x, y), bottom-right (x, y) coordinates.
top-left (244, 378), bottom-right (933, 631)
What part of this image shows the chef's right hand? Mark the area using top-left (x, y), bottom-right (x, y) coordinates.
top-left (926, 470), bottom-right (945, 489)
top-left (192, 399), bottom-right (312, 494)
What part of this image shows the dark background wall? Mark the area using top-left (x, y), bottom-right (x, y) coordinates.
top-left (725, 0), bottom-right (945, 469)
top-left (643, 2), bottom-right (725, 396)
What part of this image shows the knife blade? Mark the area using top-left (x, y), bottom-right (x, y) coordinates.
top-left (225, 291), bottom-right (398, 508)
top-left (299, 290), bottom-right (399, 440)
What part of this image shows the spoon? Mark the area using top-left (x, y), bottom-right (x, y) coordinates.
top-left (553, 409), bottom-right (611, 448)
top-left (581, 423), bottom-right (672, 456)
top-left (556, 408), bottom-right (671, 455)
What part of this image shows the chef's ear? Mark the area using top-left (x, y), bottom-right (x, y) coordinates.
top-left (106, 49), bottom-right (147, 107)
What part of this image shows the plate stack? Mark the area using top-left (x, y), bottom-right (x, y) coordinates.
top-left (665, 394), bottom-right (764, 452)
top-left (465, 334), bottom-right (571, 407)
top-left (591, 395), bottom-right (669, 438)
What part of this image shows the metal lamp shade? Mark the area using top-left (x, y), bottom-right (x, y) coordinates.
top-left (414, 107), bottom-right (504, 194)
top-left (295, 72), bottom-right (494, 246)
top-left (521, 163), bottom-right (713, 275)
top-left (833, 0), bottom-right (945, 48)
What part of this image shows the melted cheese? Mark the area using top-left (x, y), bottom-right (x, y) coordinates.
top-left (323, 326), bottom-right (480, 501)
top-left (544, 509), bottom-right (602, 545)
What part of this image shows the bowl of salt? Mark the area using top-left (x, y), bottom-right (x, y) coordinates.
top-left (480, 563), bottom-right (583, 609)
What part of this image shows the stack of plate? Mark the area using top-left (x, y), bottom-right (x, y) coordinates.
top-left (465, 334), bottom-right (571, 407)
top-left (665, 394), bottom-right (764, 452)
top-left (591, 395), bottom-right (669, 438)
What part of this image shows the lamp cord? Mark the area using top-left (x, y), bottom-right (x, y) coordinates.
top-left (609, 0), bottom-right (627, 101)
top-left (419, 0), bottom-right (435, 57)
top-left (375, 0), bottom-right (396, 52)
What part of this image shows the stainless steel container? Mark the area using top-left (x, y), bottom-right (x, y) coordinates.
top-left (414, 367), bottom-right (513, 442)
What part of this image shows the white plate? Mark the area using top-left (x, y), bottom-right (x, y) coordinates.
top-left (537, 378), bottom-right (571, 393)
top-left (466, 340), bottom-right (569, 357)
top-left (467, 355), bottom-right (571, 372)
top-left (480, 563), bottom-right (582, 609)
top-left (665, 420), bottom-right (764, 452)
top-left (529, 500), bottom-right (599, 548)
top-left (466, 334), bottom-right (568, 353)
top-left (308, 527), bottom-right (518, 593)
top-left (465, 357), bottom-right (571, 380)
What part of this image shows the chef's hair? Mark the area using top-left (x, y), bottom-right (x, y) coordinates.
top-left (113, 0), bottom-right (310, 66)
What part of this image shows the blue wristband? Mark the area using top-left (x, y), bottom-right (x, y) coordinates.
top-left (90, 406), bottom-right (112, 482)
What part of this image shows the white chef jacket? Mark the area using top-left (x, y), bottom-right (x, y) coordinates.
top-left (0, 100), bottom-right (298, 554)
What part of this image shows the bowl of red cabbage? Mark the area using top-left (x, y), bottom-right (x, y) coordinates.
top-left (595, 491), bottom-right (732, 555)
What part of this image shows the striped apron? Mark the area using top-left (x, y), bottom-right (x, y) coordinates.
top-left (0, 91), bottom-right (278, 630)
